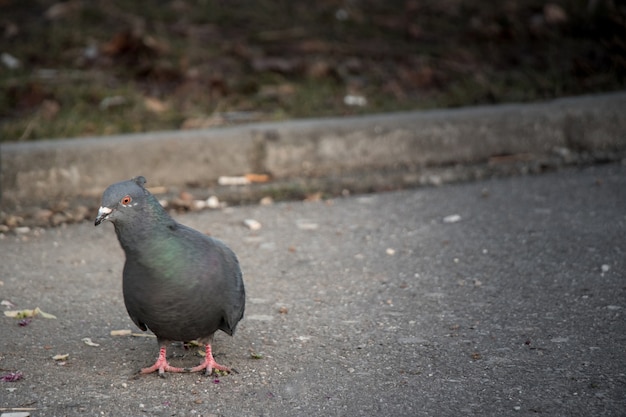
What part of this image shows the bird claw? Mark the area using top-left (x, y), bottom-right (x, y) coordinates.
top-left (139, 346), bottom-right (186, 376)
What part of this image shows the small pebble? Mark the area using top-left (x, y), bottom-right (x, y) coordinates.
top-left (179, 191), bottom-right (194, 202)
top-left (296, 221), bottom-right (318, 230)
top-left (206, 196), bottom-right (220, 209)
top-left (243, 219), bottom-right (262, 230)
top-left (443, 214), bottom-right (462, 223)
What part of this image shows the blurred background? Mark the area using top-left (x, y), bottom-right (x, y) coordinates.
top-left (1, 0), bottom-right (624, 142)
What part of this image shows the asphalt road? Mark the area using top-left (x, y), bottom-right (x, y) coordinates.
top-left (1, 163), bottom-right (625, 417)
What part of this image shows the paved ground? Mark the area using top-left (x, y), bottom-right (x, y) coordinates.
top-left (1, 163), bottom-right (625, 417)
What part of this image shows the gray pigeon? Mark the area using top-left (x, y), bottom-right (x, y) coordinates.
top-left (95, 176), bottom-right (245, 376)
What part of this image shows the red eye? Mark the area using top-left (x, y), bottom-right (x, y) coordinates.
top-left (121, 195), bottom-right (132, 205)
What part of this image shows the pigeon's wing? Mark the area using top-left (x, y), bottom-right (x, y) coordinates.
top-left (122, 260), bottom-right (148, 332)
top-left (174, 224), bottom-right (246, 336)
top-left (219, 249), bottom-right (245, 335)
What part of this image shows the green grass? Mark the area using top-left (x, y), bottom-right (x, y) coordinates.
top-left (0, 0), bottom-right (624, 142)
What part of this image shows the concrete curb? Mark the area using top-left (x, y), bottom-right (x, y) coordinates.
top-left (2, 91), bottom-right (625, 209)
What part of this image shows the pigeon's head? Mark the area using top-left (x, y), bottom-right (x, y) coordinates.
top-left (95, 176), bottom-right (151, 226)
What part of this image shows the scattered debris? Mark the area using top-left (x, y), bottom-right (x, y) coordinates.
top-left (343, 94), bottom-right (367, 106)
top-left (144, 97), bottom-right (168, 113)
top-left (0, 371), bottom-right (23, 382)
top-left (218, 173), bottom-right (270, 186)
top-left (443, 214), bottom-right (462, 223)
top-left (304, 192), bottom-right (323, 202)
top-left (110, 329), bottom-right (155, 338)
top-left (110, 329), bottom-right (132, 336)
top-left (99, 96), bottom-right (127, 110)
top-left (52, 354), bottom-right (69, 361)
top-left (296, 220), bottom-right (318, 230)
top-left (0, 410), bottom-right (36, 417)
top-left (81, 337), bottom-right (100, 347)
top-left (206, 196), bottom-right (221, 209)
top-left (386, 248), bottom-right (396, 256)
top-left (4, 307), bottom-right (57, 319)
top-left (1, 52), bottom-right (21, 69)
top-left (17, 319), bottom-right (31, 327)
top-left (218, 176), bottom-right (250, 186)
top-left (243, 219), bottom-right (262, 231)
top-left (245, 173), bottom-right (271, 183)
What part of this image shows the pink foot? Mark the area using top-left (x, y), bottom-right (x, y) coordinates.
top-left (187, 344), bottom-right (231, 375)
top-left (140, 346), bottom-right (186, 377)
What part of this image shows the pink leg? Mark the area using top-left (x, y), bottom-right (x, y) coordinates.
top-left (187, 344), bottom-right (231, 375)
top-left (140, 346), bottom-right (186, 377)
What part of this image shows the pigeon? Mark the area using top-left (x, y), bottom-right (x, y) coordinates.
top-left (95, 176), bottom-right (245, 377)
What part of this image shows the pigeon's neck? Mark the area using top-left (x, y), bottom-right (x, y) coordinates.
top-left (114, 197), bottom-right (177, 256)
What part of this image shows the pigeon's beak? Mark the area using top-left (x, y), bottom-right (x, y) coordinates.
top-left (94, 206), bottom-right (113, 226)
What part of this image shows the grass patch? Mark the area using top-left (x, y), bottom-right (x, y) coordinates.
top-left (0, 0), bottom-right (624, 142)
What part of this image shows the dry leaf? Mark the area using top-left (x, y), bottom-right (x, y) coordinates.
top-left (4, 307), bottom-right (57, 319)
top-left (144, 97), bottom-right (168, 113)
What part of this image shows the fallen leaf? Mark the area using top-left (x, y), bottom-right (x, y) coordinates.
top-left (4, 307), bottom-right (56, 319)
top-left (144, 97), bottom-right (168, 113)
